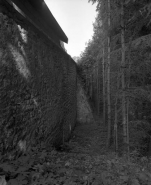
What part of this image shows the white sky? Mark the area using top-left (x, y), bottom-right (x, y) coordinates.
top-left (44, 0), bottom-right (97, 57)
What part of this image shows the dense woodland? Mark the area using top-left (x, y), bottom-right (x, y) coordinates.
top-left (77, 0), bottom-right (151, 156)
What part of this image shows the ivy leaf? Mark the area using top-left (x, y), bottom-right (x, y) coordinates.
top-left (137, 172), bottom-right (148, 182)
top-left (65, 162), bottom-right (71, 167)
top-left (119, 175), bottom-right (129, 182)
top-left (131, 178), bottom-right (140, 185)
top-left (8, 179), bottom-right (19, 185)
top-left (16, 166), bottom-right (28, 173)
top-left (0, 163), bottom-right (15, 173)
top-left (0, 176), bottom-right (7, 185)
top-left (16, 175), bottom-right (28, 185)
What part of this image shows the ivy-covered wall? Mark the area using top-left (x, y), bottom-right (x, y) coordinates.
top-left (0, 11), bottom-right (77, 152)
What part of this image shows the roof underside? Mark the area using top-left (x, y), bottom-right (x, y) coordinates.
top-left (7, 0), bottom-right (68, 44)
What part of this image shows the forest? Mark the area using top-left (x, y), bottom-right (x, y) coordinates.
top-left (77, 0), bottom-right (151, 157)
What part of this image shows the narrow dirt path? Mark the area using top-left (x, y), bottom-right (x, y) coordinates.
top-left (45, 118), bottom-right (109, 185)
top-left (69, 119), bottom-right (107, 156)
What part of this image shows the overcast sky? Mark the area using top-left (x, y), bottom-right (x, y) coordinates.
top-left (44, 0), bottom-right (97, 57)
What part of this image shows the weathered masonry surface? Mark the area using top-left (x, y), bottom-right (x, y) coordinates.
top-left (0, 0), bottom-right (77, 151)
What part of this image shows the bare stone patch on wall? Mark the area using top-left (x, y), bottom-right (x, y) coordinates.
top-left (77, 77), bottom-right (94, 124)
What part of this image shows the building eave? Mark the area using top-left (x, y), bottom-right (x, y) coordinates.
top-left (5, 0), bottom-right (68, 44)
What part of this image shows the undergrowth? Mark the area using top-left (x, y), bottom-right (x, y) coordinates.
top-left (0, 144), bottom-right (151, 185)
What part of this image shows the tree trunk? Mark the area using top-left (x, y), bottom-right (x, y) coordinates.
top-left (114, 71), bottom-right (120, 153)
top-left (90, 74), bottom-right (93, 98)
top-left (102, 44), bottom-right (106, 125)
top-left (121, 0), bottom-right (127, 151)
top-left (97, 58), bottom-right (100, 116)
top-left (86, 73), bottom-right (88, 93)
top-left (126, 99), bottom-right (130, 158)
top-left (126, 41), bottom-right (132, 158)
top-left (107, 0), bottom-right (111, 148)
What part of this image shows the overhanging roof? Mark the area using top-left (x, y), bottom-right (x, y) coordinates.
top-left (5, 0), bottom-right (68, 44)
